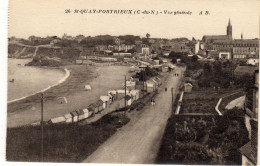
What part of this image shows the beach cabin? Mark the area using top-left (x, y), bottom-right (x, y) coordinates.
top-left (168, 63), bottom-right (175, 69)
top-left (96, 99), bottom-right (104, 112)
top-left (130, 66), bottom-right (136, 72)
top-left (89, 103), bottom-right (99, 114)
top-left (50, 116), bottom-right (66, 124)
top-left (155, 65), bottom-right (163, 71)
top-left (108, 90), bottom-right (117, 101)
top-left (184, 83), bottom-right (193, 93)
top-left (87, 107), bottom-right (95, 117)
top-left (116, 89), bottom-right (130, 100)
top-left (135, 81), bottom-right (146, 91)
top-left (84, 84), bottom-right (91, 91)
top-left (162, 66), bottom-right (169, 72)
top-left (82, 60), bottom-right (91, 65)
top-left (79, 56), bottom-right (87, 60)
top-left (154, 77), bottom-right (162, 87)
top-left (76, 60), bottom-right (83, 64)
top-left (154, 60), bottom-right (159, 65)
top-left (77, 109), bottom-right (85, 121)
top-left (70, 110), bottom-right (79, 123)
top-left (133, 76), bottom-right (139, 82)
top-left (108, 93), bottom-right (113, 102)
top-left (118, 98), bottom-right (125, 109)
top-left (125, 95), bottom-right (132, 106)
top-left (64, 113), bottom-right (73, 123)
top-left (151, 79), bottom-right (159, 90)
top-left (135, 81), bottom-right (147, 98)
top-left (57, 97), bottom-right (67, 104)
top-left (100, 96), bottom-right (110, 109)
top-left (130, 90), bottom-right (140, 101)
top-left (123, 81), bottom-right (136, 90)
top-left (146, 82), bottom-right (154, 93)
top-left (87, 108), bottom-right (94, 118)
top-left (162, 59), bottom-right (168, 64)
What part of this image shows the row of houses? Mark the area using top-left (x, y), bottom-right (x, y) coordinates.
top-left (76, 57), bottom-right (118, 64)
top-left (50, 108), bottom-right (93, 124)
top-left (48, 75), bottom-right (162, 124)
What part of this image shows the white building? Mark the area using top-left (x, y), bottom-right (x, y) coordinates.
top-left (100, 95), bottom-right (110, 109)
top-left (130, 90), bottom-right (140, 101)
top-left (142, 47), bottom-right (150, 55)
top-left (247, 58), bottom-right (259, 66)
top-left (219, 52), bottom-right (231, 60)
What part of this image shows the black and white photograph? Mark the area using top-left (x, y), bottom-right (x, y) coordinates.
top-left (2, 0), bottom-right (259, 165)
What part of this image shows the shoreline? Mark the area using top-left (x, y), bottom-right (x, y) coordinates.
top-left (7, 67), bottom-right (70, 104)
top-left (7, 65), bottom-right (131, 128)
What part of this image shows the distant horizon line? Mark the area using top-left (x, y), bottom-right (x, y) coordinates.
top-left (8, 34), bottom-right (259, 41)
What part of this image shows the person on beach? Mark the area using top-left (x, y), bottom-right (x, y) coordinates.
top-left (165, 87), bottom-right (167, 92)
top-left (153, 99), bottom-right (155, 105)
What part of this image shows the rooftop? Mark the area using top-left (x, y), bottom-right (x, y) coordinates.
top-left (234, 66), bottom-right (257, 75)
top-left (239, 141), bottom-right (257, 164)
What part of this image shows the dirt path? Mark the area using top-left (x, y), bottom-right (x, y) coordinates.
top-left (225, 96), bottom-right (245, 110)
top-left (83, 67), bottom-right (184, 164)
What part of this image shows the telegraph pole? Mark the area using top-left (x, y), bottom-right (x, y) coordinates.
top-left (171, 88), bottom-right (174, 111)
top-left (144, 68), bottom-right (146, 95)
top-left (125, 75), bottom-right (127, 110)
top-left (142, 69), bottom-right (145, 97)
top-left (40, 92), bottom-right (44, 162)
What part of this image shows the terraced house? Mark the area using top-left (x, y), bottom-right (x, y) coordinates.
top-left (233, 39), bottom-right (259, 61)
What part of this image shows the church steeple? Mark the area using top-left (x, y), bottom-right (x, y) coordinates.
top-left (241, 33), bottom-right (243, 40)
top-left (227, 18), bottom-right (232, 40)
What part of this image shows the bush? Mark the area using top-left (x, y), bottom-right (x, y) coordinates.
top-left (157, 115), bottom-right (249, 165)
top-left (6, 114), bottom-right (129, 162)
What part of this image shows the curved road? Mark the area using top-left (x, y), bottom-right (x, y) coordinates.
top-left (83, 66), bottom-right (184, 164)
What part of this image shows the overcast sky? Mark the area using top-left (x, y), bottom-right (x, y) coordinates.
top-left (8, 0), bottom-right (260, 40)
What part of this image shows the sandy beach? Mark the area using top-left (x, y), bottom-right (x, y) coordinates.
top-left (8, 68), bottom-right (70, 104)
top-left (7, 64), bottom-right (131, 127)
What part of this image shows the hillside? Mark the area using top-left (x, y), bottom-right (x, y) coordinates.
top-left (8, 43), bottom-right (81, 66)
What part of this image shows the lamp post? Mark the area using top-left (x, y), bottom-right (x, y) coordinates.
top-left (40, 92), bottom-right (44, 162)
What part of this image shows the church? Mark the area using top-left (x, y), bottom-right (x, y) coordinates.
top-left (200, 19), bottom-right (259, 62)
top-left (202, 19), bottom-right (232, 43)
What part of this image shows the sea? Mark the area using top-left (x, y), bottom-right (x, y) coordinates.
top-left (8, 58), bottom-right (66, 102)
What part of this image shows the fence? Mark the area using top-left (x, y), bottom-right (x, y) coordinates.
top-left (217, 90), bottom-right (245, 114)
top-left (175, 91), bottom-right (184, 115)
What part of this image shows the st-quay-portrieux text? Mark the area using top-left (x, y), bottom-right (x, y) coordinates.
top-left (65, 9), bottom-right (193, 15)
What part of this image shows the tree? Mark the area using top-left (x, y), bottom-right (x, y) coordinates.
top-left (127, 48), bottom-right (136, 53)
top-left (171, 58), bottom-right (177, 64)
top-left (191, 55), bottom-right (198, 62)
top-left (146, 33), bottom-right (150, 39)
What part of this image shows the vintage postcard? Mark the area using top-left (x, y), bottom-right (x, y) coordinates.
top-left (4, 0), bottom-right (260, 165)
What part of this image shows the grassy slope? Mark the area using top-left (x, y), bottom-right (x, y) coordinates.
top-left (6, 113), bottom-right (129, 162)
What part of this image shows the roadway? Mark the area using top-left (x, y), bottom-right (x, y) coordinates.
top-left (83, 66), bottom-right (184, 164)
